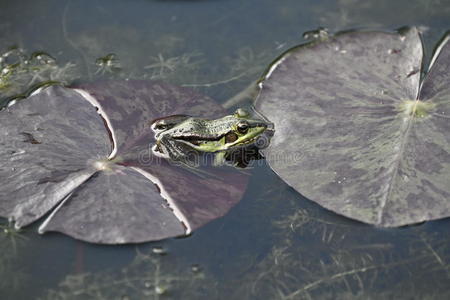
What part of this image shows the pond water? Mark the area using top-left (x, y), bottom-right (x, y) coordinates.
top-left (1, 0), bottom-right (450, 299)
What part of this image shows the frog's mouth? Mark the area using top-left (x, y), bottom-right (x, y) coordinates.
top-left (175, 128), bottom-right (267, 152)
top-left (173, 134), bottom-right (228, 146)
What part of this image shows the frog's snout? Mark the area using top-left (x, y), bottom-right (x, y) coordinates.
top-left (265, 122), bottom-right (275, 133)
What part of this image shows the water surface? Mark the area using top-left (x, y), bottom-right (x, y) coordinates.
top-left (1, 0), bottom-right (450, 299)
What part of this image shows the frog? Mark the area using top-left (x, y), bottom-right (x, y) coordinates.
top-left (151, 108), bottom-right (273, 167)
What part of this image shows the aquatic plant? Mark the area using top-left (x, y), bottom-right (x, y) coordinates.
top-left (144, 52), bottom-right (204, 83)
top-left (225, 185), bottom-right (450, 299)
top-left (0, 222), bottom-right (28, 255)
top-left (94, 53), bottom-right (121, 76)
top-left (0, 80), bottom-right (249, 244)
top-left (256, 27), bottom-right (450, 226)
top-left (0, 221), bottom-right (29, 295)
top-left (0, 47), bottom-right (78, 105)
top-left (42, 248), bottom-right (214, 300)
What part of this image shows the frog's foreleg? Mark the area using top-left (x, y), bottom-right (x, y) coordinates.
top-left (213, 151), bottom-right (227, 166)
top-left (158, 134), bottom-right (199, 167)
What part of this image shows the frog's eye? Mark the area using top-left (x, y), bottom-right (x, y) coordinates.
top-left (153, 123), bottom-right (168, 130)
top-left (237, 121), bottom-right (249, 134)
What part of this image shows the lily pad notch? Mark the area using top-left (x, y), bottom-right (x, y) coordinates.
top-left (256, 27), bottom-right (450, 227)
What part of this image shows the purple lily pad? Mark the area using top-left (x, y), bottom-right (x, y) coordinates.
top-left (255, 27), bottom-right (450, 227)
top-left (0, 80), bottom-right (249, 244)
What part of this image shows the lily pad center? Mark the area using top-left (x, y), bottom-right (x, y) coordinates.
top-left (399, 99), bottom-right (435, 118)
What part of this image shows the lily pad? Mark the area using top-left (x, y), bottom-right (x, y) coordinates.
top-left (255, 27), bottom-right (450, 226)
top-left (0, 80), bottom-right (248, 244)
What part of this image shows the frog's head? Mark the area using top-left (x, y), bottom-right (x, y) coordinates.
top-left (149, 109), bottom-right (273, 165)
top-left (196, 108), bottom-right (273, 153)
top-left (151, 115), bottom-right (191, 135)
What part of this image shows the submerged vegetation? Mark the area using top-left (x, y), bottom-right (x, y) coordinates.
top-left (225, 179), bottom-right (450, 299)
top-left (43, 248), bottom-right (214, 300)
top-left (94, 53), bottom-right (121, 75)
top-left (0, 221), bottom-right (29, 295)
top-left (0, 46), bottom-right (78, 106)
top-left (35, 176), bottom-right (450, 299)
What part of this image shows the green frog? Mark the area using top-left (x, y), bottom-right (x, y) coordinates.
top-left (151, 108), bottom-right (273, 167)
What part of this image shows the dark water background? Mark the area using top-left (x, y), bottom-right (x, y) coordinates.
top-left (1, 0), bottom-right (450, 299)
